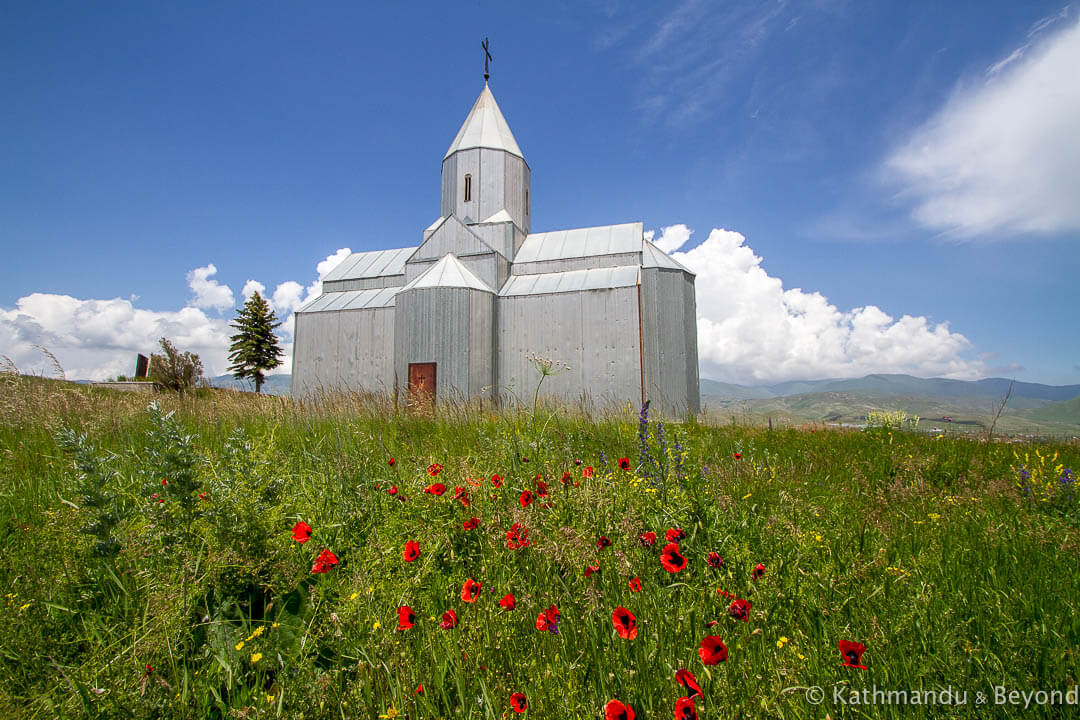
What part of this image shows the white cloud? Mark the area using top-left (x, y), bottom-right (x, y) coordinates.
top-left (669, 227), bottom-right (987, 384)
top-left (0, 248), bottom-right (353, 382)
top-left (187, 264), bottom-right (235, 311)
top-left (0, 294), bottom-right (230, 381)
top-left (653, 223), bottom-right (693, 253)
top-left (885, 17), bottom-right (1080, 237)
top-left (241, 280), bottom-right (266, 301)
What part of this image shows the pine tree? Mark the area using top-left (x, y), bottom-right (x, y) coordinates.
top-left (228, 292), bottom-right (283, 393)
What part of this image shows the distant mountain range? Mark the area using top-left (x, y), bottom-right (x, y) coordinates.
top-left (700, 374), bottom-right (1080, 434)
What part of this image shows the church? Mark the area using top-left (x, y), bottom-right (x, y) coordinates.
top-left (291, 79), bottom-right (700, 415)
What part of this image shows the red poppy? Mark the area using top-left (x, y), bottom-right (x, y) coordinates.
top-left (403, 540), bottom-right (420, 562)
top-left (427, 463), bottom-right (443, 476)
top-left (674, 696), bottom-right (698, 720)
top-left (583, 466), bottom-right (594, 478)
top-left (198, 491), bottom-right (210, 501)
top-left (560, 470), bottom-right (572, 484)
top-left (596, 535), bottom-right (612, 549)
top-left (628, 577), bottom-right (642, 592)
top-left (506, 523), bottom-right (530, 549)
top-left (397, 605), bottom-right (416, 630)
top-left (733, 452), bottom-right (741, 460)
top-left (463, 516), bottom-right (479, 530)
top-left (752, 563), bottom-right (765, 580)
top-left (161, 478), bottom-right (167, 486)
top-left (665, 527), bottom-right (686, 543)
top-left (698, 635), bottom-right (728, 665)
top-left (839, 640), bottom-right (867, 669)
top-left (612, 607), bottom-right (637, 640)
top-left (728, 597), bottom-right (750, 621)
top-left (387, 485), bottom-right (399, 495)
top-left (388, 457), bottom-right (396, 467)
top-left (454, 486), bottom-right (470, 506)
top-left (675, 669), bottom-right (703, 699)
top-left (536, 605), bottom-right (560, 632)
top-left (536, 479), bottom-right (549, 497)
top-left (605, 699), bottom-right (635, 720)
top-left (440, 609), bottom-right (458, 629)
top-left (639, 531), bottom-right (657, 546)
top-left (415, 684), bottom-right (424, 695)
top-left (468, 477), bottom-right (483, 486)
top-left (491, 473), bottom-right (503, 488)
top-left (311, 549), bottom-right (338, 573)
top-left (716, 589), bottom-right (736, 599)
top-left (707, 552), bottom-right (723, 568)
top-left (461, 578), bottom-right (482, 603)
top-left (510, 692), bottom-right (527, 713)
top-left (585, 565), bottom-right (600, 578)
top-left (618, 457), bottom-right (630, 471)
top-left (519, 489), bottom-right (534, 507)
top-left (499, 593), bottom-right (516, 610)
top-left (292, 521), bottom-right (312, 544)
top-left (661, 542), bottom-right (687, 573)
top-left (424, 482), bottom-right (446, 496)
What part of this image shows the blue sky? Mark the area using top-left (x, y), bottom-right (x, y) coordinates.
top-left (2, 1), bottom-right (1078, 385)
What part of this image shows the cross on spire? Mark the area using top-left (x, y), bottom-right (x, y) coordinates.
top-left (482, 37), bottom-right (492, 82)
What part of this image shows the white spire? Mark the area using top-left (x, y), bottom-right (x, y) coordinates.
top-left (444, 84), bottom-right (523, 160)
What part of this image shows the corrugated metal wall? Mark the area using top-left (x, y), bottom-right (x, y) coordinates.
top-left (291, 307), bottom-right (396, 396)
top-left (640, 268), bottom-right (701, 415)
top-left (511, 252), bottom-right (643, 277)
top-left (441, 148), bottom-right (529, 232)
top-left (322, 275), bottom-right (405, 292)
top-left (496, 286), bottom-right (641, 409)
top-left (394, 287), bottom-right (494, 403)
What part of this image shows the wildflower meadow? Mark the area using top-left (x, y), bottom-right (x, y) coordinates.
top-left (1, 376), bottom-right (1078, 718)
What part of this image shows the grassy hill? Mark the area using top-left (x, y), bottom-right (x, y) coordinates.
top-left (1, 375), bottom-right (1078, 718)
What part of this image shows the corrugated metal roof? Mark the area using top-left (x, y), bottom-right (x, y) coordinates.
top-left (444, 84), bottom-right (524, 160)
top-left (399, 253), bottom-right (495, 293)
top-left (514, 223), bottom-right (643, 263)
top-left (321, 247), bottom-right (415, 282)
top-left (296, 287), bottom-right (398, 313)
top-left (477, 209), bottom-right (514, 224)
top-left (500, 265), bottom-right (640, 296)
top-left (425, 216), bottom-right (445, 233)
top-left (642, 240), bottom-right (694, 274)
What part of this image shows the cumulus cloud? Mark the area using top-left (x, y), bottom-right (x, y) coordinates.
top-left (652, 224), bottom-right (693, 253)
top-left (0, 247), bottom-right (353, 382)
top-left (885, 15), bottom-right (1080, 237)
top-left (668, 227), bottom-right (987, 384)
top-left (0, 294), bottom-right (231, 381)
top-left (187, 264), bottom-right (235, 311)
top-left (241, 280), bottom-right (266, 301)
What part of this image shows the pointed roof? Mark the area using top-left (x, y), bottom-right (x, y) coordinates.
top-left (400, 253), bottom-right (495, 293)
top-left (444, 84), bottom-right (524, 160)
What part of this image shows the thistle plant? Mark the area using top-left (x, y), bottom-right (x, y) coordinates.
top-left (55, 428), bottom-right (123, 558)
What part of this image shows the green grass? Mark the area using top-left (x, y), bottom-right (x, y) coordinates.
top-left (1, 375), bottom-right (1078, 719)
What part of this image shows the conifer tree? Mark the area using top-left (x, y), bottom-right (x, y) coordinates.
top-left (228, 291), bottom-right (283, 393)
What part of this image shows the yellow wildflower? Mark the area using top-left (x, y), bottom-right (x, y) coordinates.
top-left (250, 652), bottom-right (263, 663)
top-left (372, 621), bottom-right (381, 631)
top-left (235, 641), bottom-right (244, 651)
top-left (378, 704), bottom-right (400, 719)
top-left (742, 492), bottom-right (753, 500)
top-left (776, 636), bottom-right (789, 649)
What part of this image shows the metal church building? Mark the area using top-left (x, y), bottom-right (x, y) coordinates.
top-left (292, 82), bottom-right (700, 415)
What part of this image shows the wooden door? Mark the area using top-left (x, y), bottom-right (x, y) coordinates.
top-left (408, 363), bottom-right (436, 407)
